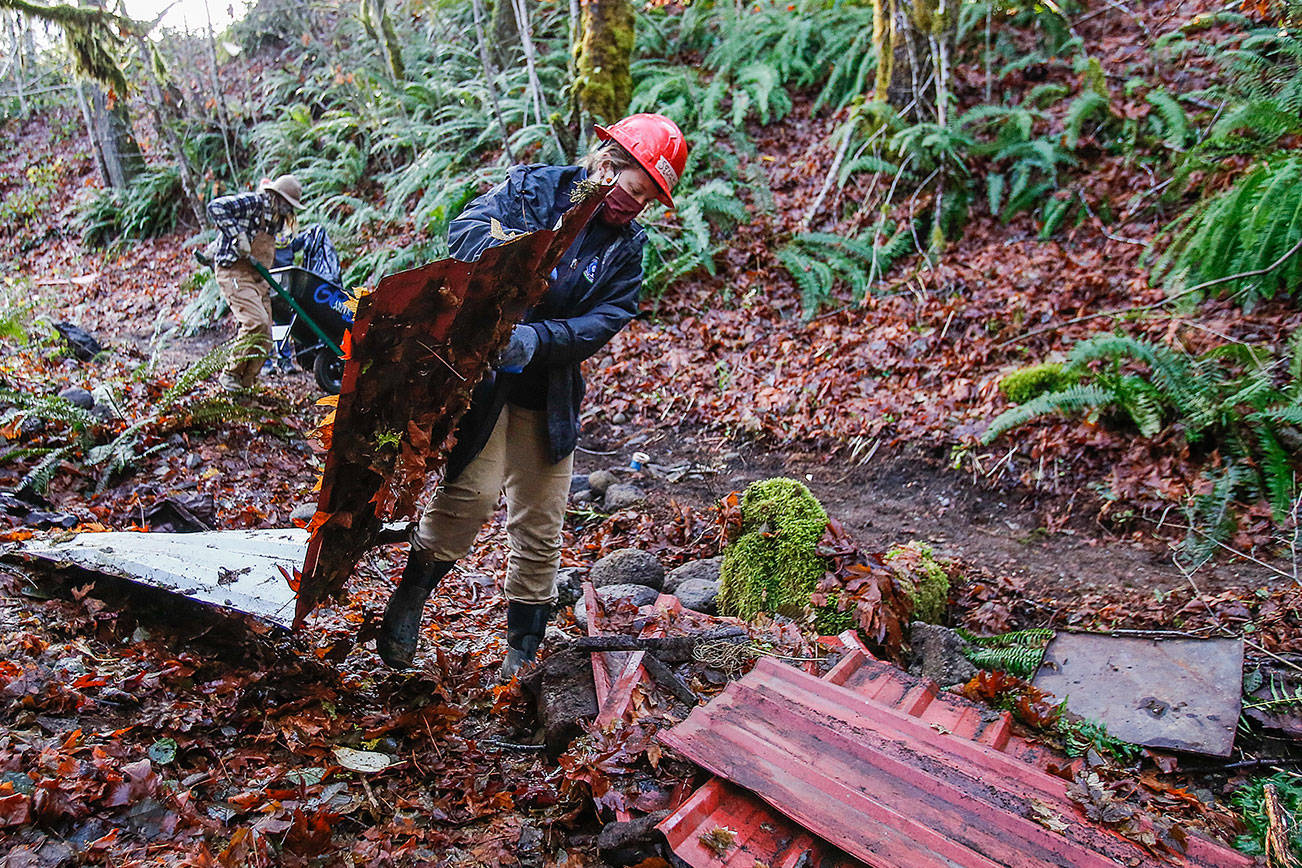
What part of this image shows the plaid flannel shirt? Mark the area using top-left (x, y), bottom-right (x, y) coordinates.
top-left (206, 191), bottom-right (280, 267)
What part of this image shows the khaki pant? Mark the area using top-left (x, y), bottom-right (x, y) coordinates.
top-left (414, 404), bottom-right (573, 604)
top-left (214, 232), bottom-right (275, 387)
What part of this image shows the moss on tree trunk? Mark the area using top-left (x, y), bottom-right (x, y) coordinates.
top-left (490, 0), bottom-right (520, 67)
top-left (573, 0), bottom-right (633, 125)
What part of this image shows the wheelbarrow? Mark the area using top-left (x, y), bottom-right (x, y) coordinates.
top-left (250, 261), bottom-right (353, 394)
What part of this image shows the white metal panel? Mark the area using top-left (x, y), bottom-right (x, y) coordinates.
top-left (20, 529), bottom-right (306, 628)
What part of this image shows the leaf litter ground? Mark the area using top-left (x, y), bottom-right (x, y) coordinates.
top-left (4, 0), bottom-right (1302, 856)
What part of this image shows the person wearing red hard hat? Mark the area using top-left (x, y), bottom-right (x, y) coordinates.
top-left (375, 113), bottom-right (688, 679)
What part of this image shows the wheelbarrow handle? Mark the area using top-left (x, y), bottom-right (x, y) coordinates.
top-left (249, 259), bottom-right (344, 359)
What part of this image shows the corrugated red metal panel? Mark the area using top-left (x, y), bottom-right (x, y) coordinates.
top-left (824, 643), bottom-right (1056, 767)
top-left (658, 654), bottom-right (1253, 868)
top-left (662, 778), bottom-right (855, 868)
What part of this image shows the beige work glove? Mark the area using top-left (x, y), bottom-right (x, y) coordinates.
top-left (235, 233), bottom-right (252, 257)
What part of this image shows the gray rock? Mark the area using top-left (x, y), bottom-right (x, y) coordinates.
top-left (570, 473), bottom-right (590, 493)
top-left (591, 548), bottom-right (664, 590)
top-left (573, 583), bottom-right (661, 631)
top-left (543, 625), bottom-right (572, 645)
top-left (185, 452), bottom-right (204, 470)
top-left (611, 412), bottom-right (629, 425)
top-left (570, 488), bottom-right (597, 505)
top-left (587, 469), bottom-right (618, 494)
top-left (90, 384), bottom-right (119, 416)
top-left (289, 503), bottom-right (317, 524)
top-left (603, 483), bottom-right (644, 511)
top-left (89, 404), bottom-right (116, 423)
top-left (663, 557), bottom-right (722, 594)
top-left (517, 823), bottom-right (545, 868)
top-left (58, 386), bottom-right (94, 409)
top-left (554, 566), bottom-right (584, 607)
top-left (908, 622), bottom-right (977, 688)
top-left (674, 578), bottom-right (720, 615)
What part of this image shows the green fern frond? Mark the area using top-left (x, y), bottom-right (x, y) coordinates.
top-left (1145, 89), bottom-right (1191, 150)
top-left (0, 390), bottom-right (97, 435)
top-left (1155, 156), bottom-right (1302, 306)
top-left (981, 384), bottom-right (1116, 443)
top-left (963, 645), bottom-right (1046, 677)
top-left (1063, 92), bottom-right (1112, 149)
top-left (19, 445), bottom-right (75, 496)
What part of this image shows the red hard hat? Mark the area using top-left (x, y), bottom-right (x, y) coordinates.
top-left (594, 113), bottom-right (688, 208)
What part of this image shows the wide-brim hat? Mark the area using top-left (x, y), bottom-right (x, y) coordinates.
top-left (260, 174), bottom-right (303, 210)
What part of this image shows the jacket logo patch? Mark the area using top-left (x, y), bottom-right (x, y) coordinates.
top-left (583, 258), bottom-right (600, 282)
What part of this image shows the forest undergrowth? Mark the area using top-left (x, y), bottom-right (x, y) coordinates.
top-left (4, 0), bottom-right (1302, 565)
top-left (4, 0), bottom-right (1302, 861)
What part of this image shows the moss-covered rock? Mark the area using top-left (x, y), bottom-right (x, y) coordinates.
top-left (886, 541), bottom-right (950, 624)
top-left (998, 362), bottom-right (1074, 405)
top-left (718, 478), bottom-right (828, 621)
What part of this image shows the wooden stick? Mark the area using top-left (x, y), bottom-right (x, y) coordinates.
top-left (640, 651), bottom-right (699, 707)
top-left (1263, 783), bottom-right (1301, 868)
top-left (567, 629), bottom-right (747, 661)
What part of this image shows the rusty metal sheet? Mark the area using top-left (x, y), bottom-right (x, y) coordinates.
top-left (659, 777), bottom-right (859, 868)
top-left (1033, 633), bottom-right (1243, 757)
top-left (659, 653), bottom-right (1253, 868)
top-left (660, 634), bottom-right (1040, 868)
top-left (296, 183), bottom-right (612, 626)
top-left (15, 529), bottom-right (304, 628)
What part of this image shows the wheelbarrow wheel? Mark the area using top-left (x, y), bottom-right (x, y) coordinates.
top-left (313, 350), bottom-right (343, 395)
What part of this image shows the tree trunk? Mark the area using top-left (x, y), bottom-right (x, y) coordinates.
top-left (573, 0), bottom-right (634, 125)
top-left (136, 36), bottom-right (205, 227)
top-left (82, 84), bottom-right (144, 188)
top-left (870, 0), bottom-right (897, 104)
top-left (470, 0), bottom-right (515, 163)
top-left (203, 0), bottom-right (238, 183)
top-left (360, 0), bottom-right (405, 82)
top-left (509, 0), bottom-right (548, 126)
top-left (490, 0), bottom-right (520, 66)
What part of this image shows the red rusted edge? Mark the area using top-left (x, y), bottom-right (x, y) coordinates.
top-left (594, 594), bottom-right (682, 727)
top-left (661, 661), bottom-right (1132, 867)
top-left (583, 581), bottom-right (611, 708)
top-left (657, 777), bottom-right (858, 868)
top-left (596, 650), bottom-right (646, 727)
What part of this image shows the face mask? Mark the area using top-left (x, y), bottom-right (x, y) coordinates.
top-left (598, 183), bottom-right (646, 226)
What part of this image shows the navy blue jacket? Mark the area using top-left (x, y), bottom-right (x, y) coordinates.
top-left (443, 164), bottom-right (646, 481)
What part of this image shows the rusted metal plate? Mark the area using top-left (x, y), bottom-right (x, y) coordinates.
top-left (15, 529), bottom-right (304, 628)
top-left (296, 184), bottom-right (611, 626)
top-left (1033, 633), bottom-right (1243, 757)
top-left (659, 653), bottom-right (1252, 868)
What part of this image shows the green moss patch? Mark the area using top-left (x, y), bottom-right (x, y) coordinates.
top-left (718, 478), bottom-right (828, 621)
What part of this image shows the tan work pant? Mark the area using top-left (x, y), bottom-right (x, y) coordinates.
top-left (214, 232), bottom-right (275, 387)
top-left (413, 404), bottom-right (573, 604)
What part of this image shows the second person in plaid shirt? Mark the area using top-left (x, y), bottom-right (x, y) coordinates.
top-left (206, 174), bottom-right (304, 391)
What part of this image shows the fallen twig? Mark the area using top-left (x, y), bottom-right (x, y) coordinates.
top-left (567, 628), bottom-right (747, 663)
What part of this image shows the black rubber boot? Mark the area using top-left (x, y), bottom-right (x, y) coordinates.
top-left (377, 553), bottom-right (453, 669)
top-left (501, 601), bottom-right (551, 681)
